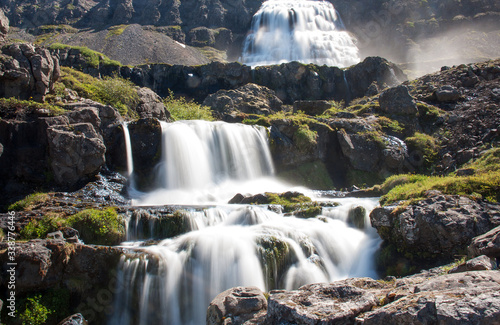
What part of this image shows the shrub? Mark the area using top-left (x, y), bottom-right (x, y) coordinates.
top-left (20, 295), bottom-right (53, 325)
top-left (163, 90), bottom-right (214, 121)
top-left (66, 208), bottom-right (125, 245)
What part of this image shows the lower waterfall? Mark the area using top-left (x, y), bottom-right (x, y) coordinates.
top-left (111, 120), bottom-right (381, 325)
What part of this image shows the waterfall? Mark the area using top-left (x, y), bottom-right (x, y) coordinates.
top-left (241, 0), bottom-right (360, 67)
top-left (122, 122), bottom-right (136, 189)
top-left (134, 120), bottom-right (290, 205)
top-left (110, 199), bottom-right (380, 325)
top-left (112, 120), bottom-right (382, 325)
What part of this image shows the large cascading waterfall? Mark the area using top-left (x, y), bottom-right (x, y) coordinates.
top-left (112, 120), bottom-right (381, 325)
top-left (241, 0), bottom-right (360, 67)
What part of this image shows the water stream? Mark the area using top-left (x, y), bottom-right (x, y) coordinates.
top-left (241, 0), bottom-right (360, 67)
top-left (111, 120), bottom-right (381, 325)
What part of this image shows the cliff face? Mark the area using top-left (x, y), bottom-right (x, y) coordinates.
top-left (2, 0), bottom-right (499, 68)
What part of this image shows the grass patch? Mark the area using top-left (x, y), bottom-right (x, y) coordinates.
top-left (163, 90), bottom-right (214, 121)
top-left (462, 147), bottom-right (500, 173)
top-left (49, 43), bottom-right (122, 67)
top-left (106, 25), bottom-right (128, 38)
top-left (377, 116), bottom-right (404, 134)
top-left (0, 98), bottom-right (67, 117)
top-left (66, 208), bottom-right (125, 245)
top-left (8, 193), bottom-right (51, 211)
top-left (20, 214), bottom-right (66, 240)
top-left (405, 132), bottom-right (439, 172)
top-left (58, 67), bottom-right (139, 116)
top-left (379, 170), bottom-right (500, 206)
top-left (199, 46), bottom-right (227, 62)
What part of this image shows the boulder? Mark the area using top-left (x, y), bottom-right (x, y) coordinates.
top-left (379, 85), bottom-right (418, 115)
top-left (468, 225), bottom-right (500, 259)
top-left (266, 278), bottom-right (386, 324)
top-left (47, 123), bottom-right (106, 187)
top-left (134, 87), bottom-right (171, 120)
top-left (188, 27), bottom-right (215, 47)
top-left (203, 83), bottom-right (282, 118)
top-left (337, 129), bottom-right (381, 172)
top-left (0, 43), bottom-right (60, 100)
top-left (449, 255), bottom-right (497, 273)
top-left (58, 313), bottom-right (88, 325)
top-left (207, 286), bottom-right (268, 325)
top-left (435, 85), bottom-right (461, 102)
top-left (371, 195), bottom-right (500, 264)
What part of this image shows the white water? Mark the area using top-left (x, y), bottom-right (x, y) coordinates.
top-left (241, 0), bottom-right (360, 67)
top-left (132, 120), bottom-right (299, 205)
top-left (122, 122), bottom-right (136, 189)
top-left (111, 120), bottom-right (381, 325)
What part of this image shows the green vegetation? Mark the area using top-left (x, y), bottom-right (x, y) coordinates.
top-left (293, 124), bottom-right (317, 153)
top-left (377, 116), bottom-right (404, 134)
top-left (58, 67), bottom-right (139, 116)
top-left (163, 90), bottom-right (214, 121)
top-left (379, 148), bottom-right (500, 205)
top-left (67, 208), bottom-right (125, 245)
top-left (107, 25), bottom-right (128, 39)
top-left (38, 25), bottom-right (78, 34)
top-left (0, 98), bottom-right (67, 117)
top-left (199, 46), bottom-right (227, 62)
top-left (405, 132), bottom-right (439, 171)
top-left (20, 295), bottom-right (53, 325)
top-left (49, 43), bottom-right (121, 68)
top-left (8, 193), bottom-right (51, 211)
top-left (20, 214), bottom-right (66, 240)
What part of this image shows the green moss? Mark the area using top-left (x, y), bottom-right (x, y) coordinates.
top-left (8, 193), bottom-right (51, 211)
top-left (106, 25), bottom-right (128, 39)
top-left (49, 43), bottom-right (122, 67)
top-left (20, 214), bottom-right (66, 240)
top-left (405, 132), bottom-right (439, 171)
top-left (417, 102), bottom-right (445, 125)
top-left (0, 98), bottom-right (67, 117)
top-left (377, 116), bottom-right (404, 134)
top-left (293, 124), bottom-right (317, 153)
top-left (67, 208), bottom-right (125, 245)
top-left (257, 235), bottom-right (292, 289)
top-left (347, 170), bottom-right (384, 188)
top-left (163, 89), bottom-right (214, 121)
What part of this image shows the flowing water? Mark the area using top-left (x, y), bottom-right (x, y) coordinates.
top-left (111, 120), bottom-right (381, 325)
top-left (241, 0), bottom-right (360, 67)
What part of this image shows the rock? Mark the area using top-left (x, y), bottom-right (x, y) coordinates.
top-left (207, 286), bottom-right (267, 325)
top-left (379, 85), bottom-right (418, 115)
top-left (134, 87), bottom-right (171, 120)
top-left (203, 83), bottom-right (282, 118)
top-left (456, 168), bottom-right (475, 176)
top-left (360, 271), bottom-right (500, 325)
top-left (47, 123), bottom-right (106, 187)
top-left (266, 279), bottom-right (385, 324)
top-left (449, 255), bottom-right (496, 273)
top-left (435, 85), bottom-right (461, 102)
top-left (468, 225), bottom-right (500, 259)
top-left (370, 195), bottom-right (500, 265)
top-left (0, 8), bottom-right (9, 37)
top-left (47, 231), bottom-right (64, 241)
top-left (58, 313), bottom-right (88, 325)
top-left (347, 206), bottom-right (366, 229)
top-left (337, 129), bottom-right (381, 172)
top-left (293, 100), bottom-right (331, 116)
top-left (188, 27), bottom-right (215, 47)
top-left (0, 43), bottom-right (60, 101)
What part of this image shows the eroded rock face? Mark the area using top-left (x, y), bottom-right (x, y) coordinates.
top-left (134, 87), bottom-right (171, 120)
top-left (0, 43), bottom-right (60, 100)
top-left (47, 123), bottom-right (106, 187)
top-left (379, 85), bottom-right (418, 115)
top-left (370, 194), bottom-right (500, 266)
top-left (0, 8), bottom-right (9, 40)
